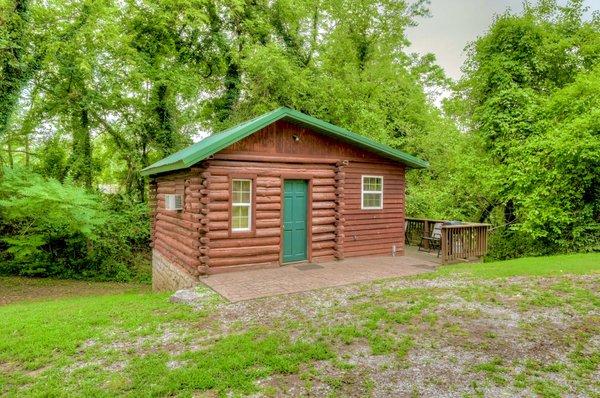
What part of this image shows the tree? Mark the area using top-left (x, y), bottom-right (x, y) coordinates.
top-left (447, 0), bottom-right (600, 257)
top-left (28, 0), bottom-right (117, 189)
top-left (509, 66), bottom-right (600, 252)
top-left (0, 0), bottom-right (32, 139)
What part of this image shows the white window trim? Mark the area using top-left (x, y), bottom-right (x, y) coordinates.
top-left (361, 175), bottom-right (384, 210)
top-left (231, 179), bottom-right (252, 232)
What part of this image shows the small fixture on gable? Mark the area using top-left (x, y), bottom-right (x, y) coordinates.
top-left (292, 134), bottom-right (300, 142)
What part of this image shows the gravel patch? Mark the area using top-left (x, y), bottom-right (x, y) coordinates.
top-left (64, 272), bottom-right (600, 396)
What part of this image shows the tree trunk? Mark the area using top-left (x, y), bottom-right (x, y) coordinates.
top-left (24, 130), bottom-right (30, 166)
top-left (504, 199), bottom-right (516, 225)
top-left (71, 108), bottom-right (93, 189)
top-left (220, 60), bottom-right (241, 121)
top-left (0, 0), bottom-right (30, 137)
top-left (153, 83), bottom-right (175, 156)
top-left (6, 140), bottom-right (14, 167)
top-left (206, 1), bottom-right (241, 123)
top-left (478, 203), bottom-right (495, 223)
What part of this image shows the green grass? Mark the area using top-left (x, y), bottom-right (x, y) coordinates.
top-left (1, 252), bottom-right (599, 397)
top-left (124, 331), bottom-right (333, 396)
top-left (472, 357), bottom-right (508, 386)
top-left (0, 292), bottom-right (197, 369)
top-left (0, 275), bottom-right (150, 305)
top-left (430, 252), bottom-right (600, 278)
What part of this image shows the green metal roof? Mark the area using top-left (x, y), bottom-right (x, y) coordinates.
top-left (140, 107), bottom-right (428, 176)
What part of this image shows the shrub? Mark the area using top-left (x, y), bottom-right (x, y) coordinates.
top-left (0, 168), bottom-right (150, 281)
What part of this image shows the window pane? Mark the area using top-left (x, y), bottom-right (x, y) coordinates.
top-left (232, 179), bottom-right (250, 192)
top-left (232, 179), bottom-right (251, 203)
top-left (232, 190), bottom-right (251, 203)
top-left (363, 193), bottom-right (382, 208)
top-left (232, 205), bottom-right (250, 229)
top-left (364, 177), bottom-right (382, 192)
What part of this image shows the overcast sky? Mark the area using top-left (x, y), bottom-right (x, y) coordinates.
top-left (406, 0), bottom-right (598, 81)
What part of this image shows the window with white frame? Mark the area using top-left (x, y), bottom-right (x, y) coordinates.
top-left (231, 179), bottom-right (252, 231)
top-left (164, 194), bottom-right (183, 211)
top-left (361, 176), bottom-right (383, 209)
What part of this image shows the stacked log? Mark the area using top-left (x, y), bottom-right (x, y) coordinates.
top-left (207, 160), bottom-right (338, 268)
top-left (204, 172), bottom-right (230, 243)
top-left (148, 178), bottom-right (158, 248)
top-left (153, 170), bottom-right (202, 276)
top-left (256, 183), bottom-right (280, 219)
top-left (333, 160), bottom-right (348, 260)
top-left (311, 167), bottom-right (338, 262)
top-left (196, 165), bottom-right (210, 274)
top-left (206, 168), bottom-right (283, 269)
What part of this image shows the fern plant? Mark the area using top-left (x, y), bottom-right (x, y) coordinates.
top-left (0, 167), bottom-right (106, 275)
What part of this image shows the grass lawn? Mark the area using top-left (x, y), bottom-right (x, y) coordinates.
top-left (0, 253), bottom-right (598, 397)
top-left (0, 276), bottom-right (150, 306)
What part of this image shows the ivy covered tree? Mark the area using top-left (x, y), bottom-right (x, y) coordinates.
top-left (448, 0), bottom-right (600, 257)
top-left (509, 66), bottom-right (600, 253)
top-left (0, 0), bottom-right (32, 139)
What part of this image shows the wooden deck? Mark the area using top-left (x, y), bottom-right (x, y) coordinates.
top-left (406, 218), bottom-right (490, 264)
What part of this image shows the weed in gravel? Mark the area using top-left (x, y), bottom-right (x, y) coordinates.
top-left (532, 379), bottom-right (563, 398)
top-left (472, 357), bottom-right (508, 386)
top-left (125, 329), bottom-right (334, 396)
top-left (569, 343), bottom-right (600, 378)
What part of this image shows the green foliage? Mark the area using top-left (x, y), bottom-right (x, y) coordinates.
top-left (0, 0), bottom-right (598, 278)
top-left (447, 0), bottom-right (600, 257)
top-left (509, 66), bottom-right (600, 252)
top-left (404, 120), bottom-right (495, 221)
top-left (35, 136), bottom-right (68, 181)
top-left (0, 0), bottom-right (34, 138)
top-left (0, 167), bottom-right (105, 275)
top-left (486, 228), bottom-right (546, 261)
top-left (87, 197), bottom-right (151, 282)
top-left (0, 168), bottom-right (149, 280)
top-left (218, 0), bottom-right (439, 152)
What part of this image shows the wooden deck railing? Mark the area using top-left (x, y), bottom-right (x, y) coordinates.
top-left (405, 217), bottom-right (490, 264)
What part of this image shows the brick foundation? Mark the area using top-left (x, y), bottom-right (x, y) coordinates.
top-left (152, 250), bottom-right (198, 292)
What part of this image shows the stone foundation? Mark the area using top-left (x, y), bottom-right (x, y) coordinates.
top-left (152, 249), bottom-right (198, 292)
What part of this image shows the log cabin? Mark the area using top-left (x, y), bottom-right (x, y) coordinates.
top-left (141, 107), bottom-right (428, 291)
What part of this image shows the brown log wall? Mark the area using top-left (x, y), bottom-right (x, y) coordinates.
top-left (151, 168), bottom-right (205, 277)
top-left (342, 162), bottom-right (406, 257)
top-left (204, 158), bottom-right (338, 271)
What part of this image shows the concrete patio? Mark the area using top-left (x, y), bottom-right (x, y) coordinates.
top-left (200, 252), bottom-right (439, 302)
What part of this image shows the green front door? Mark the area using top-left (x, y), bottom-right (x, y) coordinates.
top-left (283, 180), bottom-right (308, 263)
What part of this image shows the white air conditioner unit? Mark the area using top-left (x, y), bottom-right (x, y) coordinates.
top-left (165, 194), bottom-right (183, 211)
